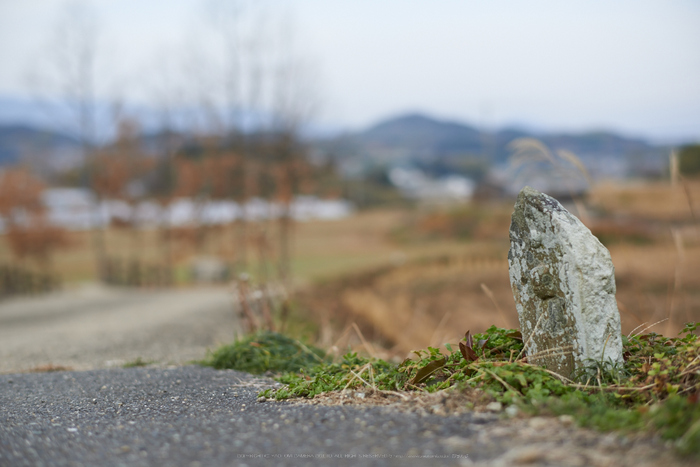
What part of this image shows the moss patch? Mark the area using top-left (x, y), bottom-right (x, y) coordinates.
top-left (250, 323), bottom-right (700, 458)
top-left (199, 331), bottom-right (327, 375)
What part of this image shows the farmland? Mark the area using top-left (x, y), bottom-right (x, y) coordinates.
top-left (1, 179), bottom-right (699, 360)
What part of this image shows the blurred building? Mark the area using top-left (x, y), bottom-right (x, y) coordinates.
top-left (42, 188), bottom-right (102, 230)
top-left (388, 167), bottom-right (475, 202)
top-left (0, 189), bottom-right (355, 233)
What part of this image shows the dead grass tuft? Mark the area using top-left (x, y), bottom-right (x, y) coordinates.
top-left (25, 364), bottom-right (74, 373)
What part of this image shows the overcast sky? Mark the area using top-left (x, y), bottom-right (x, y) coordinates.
top-left (0, 0), bottom-right (698, 142)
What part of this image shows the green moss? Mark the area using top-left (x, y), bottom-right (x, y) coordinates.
top-left (199, 331), bottom-right (327, 374)
top-left (247, 322), bottom-right (700, 458)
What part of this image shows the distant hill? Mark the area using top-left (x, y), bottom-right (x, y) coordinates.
top-left (0, 124), bottom-right (179, 171)
top-left (324, 113), bottom-right (670, 179)
top-left (360, 113), bottom-right (482, 157)
top-left (0, 113), bottom-right (671, 180)
top-left (0, 125), bottom-right (80, 167)
top-left (536, 131), bottom-right (656, 160)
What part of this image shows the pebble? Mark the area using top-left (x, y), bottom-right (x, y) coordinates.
top-left (485, 401), bottom-right (503, 412)
top-left (505, 405), bottom-right (519, 418)
top-left (508, 446), bottom-right (544, 464)
top-left (527, 417), bottom-right (549, 430)
top-left (558, 414), bottom-right (574, 426)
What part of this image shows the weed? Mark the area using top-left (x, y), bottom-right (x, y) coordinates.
top-left (199, 331), bottom-right (327, 375)
top-left (26, 364), bottom-right (73, 373)
top-left (122, 357), bottom-right (152, 368)
top-left (246, 323), bottom-right (700, 457)
top-left (392, 203), bottom-right (512, 244)
top-left (260, 353), bottom-right (400, 400)
top-left (650, 395), bottom-right (700, 455)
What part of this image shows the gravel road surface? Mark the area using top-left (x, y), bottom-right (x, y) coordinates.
top-left (0, 284), bottom-right (239, 373)
top-left (0, 366), bottom-right (692, 467)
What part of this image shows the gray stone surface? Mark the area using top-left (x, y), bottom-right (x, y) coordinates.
top-left (508, 186), bottom-right (623, 378)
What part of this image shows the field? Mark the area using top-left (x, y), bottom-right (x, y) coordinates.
top-left (294, 179), bottom-right (700, 358)
top-left (2, 179), bottom-right (699, 360)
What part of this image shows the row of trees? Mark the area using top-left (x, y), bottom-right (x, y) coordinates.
top-left (1, 117), bottom-right (340, 289)
top-left (89, 119), bottom-right (326, 284)
top-left (2, 1), bottom-right (335, 290)
top-left (0, 168), bottom-right (67, 297)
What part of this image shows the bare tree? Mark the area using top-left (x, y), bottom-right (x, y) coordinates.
top-left (147, 1), bottom-right (320, 288)
top-left (202, 0), bottom-right (267, 271)
top-left (266, 15), bottom-right (320, 284)
top-left (26, 1), bottom-right (111, 281)
top-left (142, 51), bottom-right (196, 284)
top-left (0, 168), bottom-right (71, 275)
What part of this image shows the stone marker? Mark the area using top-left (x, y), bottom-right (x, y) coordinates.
top-left (508, 186), bottom-right (623, 378)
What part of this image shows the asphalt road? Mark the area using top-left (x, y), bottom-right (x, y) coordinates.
top-left (0, 366), bottom-right (482, 467)
top-left (0, 366), bottom-right (691, 467)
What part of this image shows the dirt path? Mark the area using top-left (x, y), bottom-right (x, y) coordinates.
top-left (0, 284), bottom-right (241, 373)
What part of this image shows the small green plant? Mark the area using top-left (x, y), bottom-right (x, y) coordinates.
top-left (199, 331), bottom-right (327, 375)
top-left (260, 352), bottom-right (400, 400)
top-left (122, 357), bottom-right (151, 368)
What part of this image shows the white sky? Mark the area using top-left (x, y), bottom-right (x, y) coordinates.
top-left (0, 0), bottom-right (699, 142)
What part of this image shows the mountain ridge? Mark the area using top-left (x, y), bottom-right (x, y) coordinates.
top-left (0, 112), bottom-right (672, 179)
top-left (0, 124), bottom-right (80, 166)
top-left (332, 112), bottom-right (667, 179)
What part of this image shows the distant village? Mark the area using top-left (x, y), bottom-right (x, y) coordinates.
top-left (0, 189), bottom-right (354, 234)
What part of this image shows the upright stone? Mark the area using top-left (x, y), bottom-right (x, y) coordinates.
top-left (508, 186), bottom-right (623, 378)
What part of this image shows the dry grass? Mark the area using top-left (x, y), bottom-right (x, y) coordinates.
top-left (296, 179), bottom-right (700, 359)
top-left (0, 209), bottom-right (476, 286)
top-left (291, 209), bottom-right (482, 283)
top-left (0, 228), bottom-right (174, 283)
top-left (589, 179), bottom-right (700, 223)
top-left (25, 364), bottom-right (74, 373)
top-left (298, 242), bottom-right (700, 359)
top-left (2, 179), bottom-right (698, 360)
top-left (296, 251), bottom-right (518, 358)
